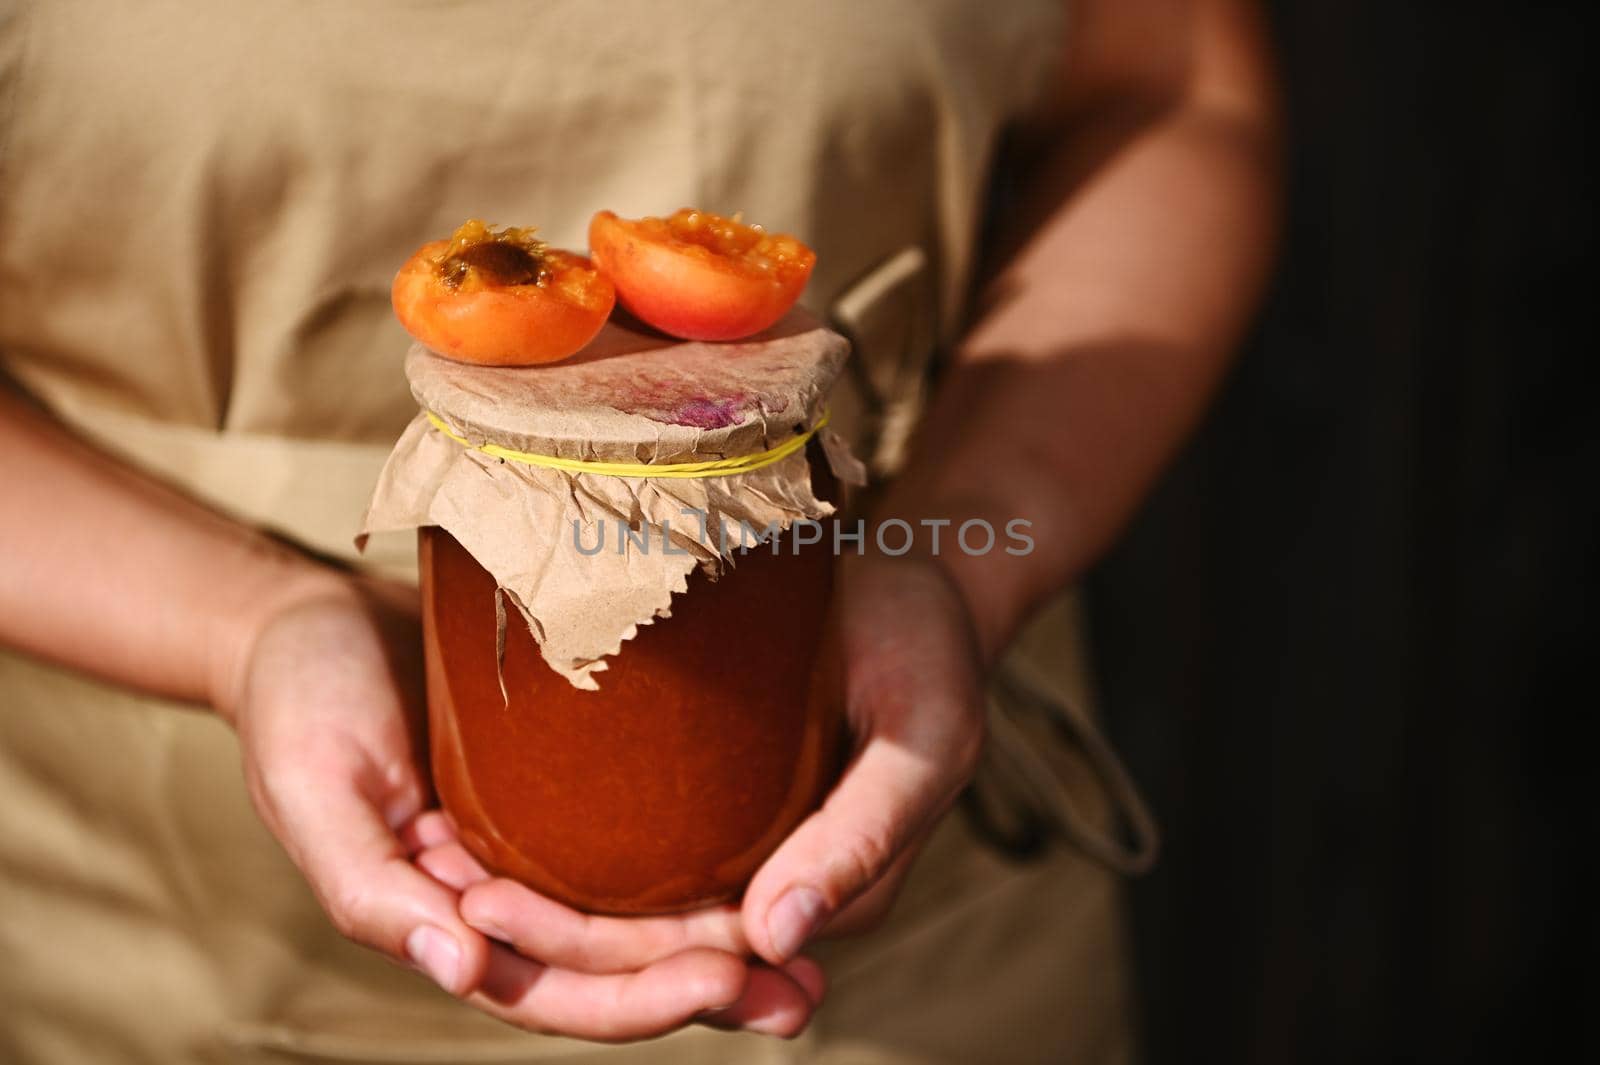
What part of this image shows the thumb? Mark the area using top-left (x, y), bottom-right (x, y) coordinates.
top-left (267, 758), bottom-right (492, 997)
top-left (741, 729), bottom-right (977, 965)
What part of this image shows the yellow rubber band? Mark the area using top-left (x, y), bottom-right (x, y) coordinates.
top-left (424, 409), bottom-right (828, 479)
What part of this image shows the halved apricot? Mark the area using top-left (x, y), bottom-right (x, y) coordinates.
top-left (588, 209), bottom-right (815, 341)
top-left (392, 220), bottom-right (615, 366)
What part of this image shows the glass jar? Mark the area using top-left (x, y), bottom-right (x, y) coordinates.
top-left (419, 471), bottom-right (843, 915)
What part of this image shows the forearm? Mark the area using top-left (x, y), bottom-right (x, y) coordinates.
top-left (0, 387), bottom-right (353, 715)
top-left (883, 0), bottom-right (1281, 661)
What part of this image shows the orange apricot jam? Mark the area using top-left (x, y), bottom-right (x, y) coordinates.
top-left (420, 497), bottom-right (843, 915)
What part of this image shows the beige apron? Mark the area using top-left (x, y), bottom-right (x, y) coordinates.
top-left (0, 2), bottom-right (1151, 1061)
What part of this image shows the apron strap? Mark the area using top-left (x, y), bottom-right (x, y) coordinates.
top-left (985, 659), bottom-right (1161, 876)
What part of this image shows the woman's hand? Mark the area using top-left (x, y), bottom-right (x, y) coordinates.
top-left (226, 578), bottom-right (824, 1040)
top-left (739, 549), bottom-right (988, 964)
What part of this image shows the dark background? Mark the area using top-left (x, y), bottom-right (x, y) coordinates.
top-left (1086, 3), bottom-right (1594, 1063)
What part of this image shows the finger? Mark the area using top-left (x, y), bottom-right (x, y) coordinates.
top-left (415, 840), bottom-right (493, 893)
top-left (696, 958), bottom-right (825, 1038)
top-left (398, 809), bottom-right (459, 856)
top-left (467, 943), bottom-right (746, 1043)
top-left (460, 877), bottom-right (749, 974)
top-left (784, 955), bottom-right (828, 1006)
top-left (817, 823), bottom-right (929, 939)
top-left (742, 728), bottom-right (975, 965)
top-left (272, 754), bottom-right (491, 997)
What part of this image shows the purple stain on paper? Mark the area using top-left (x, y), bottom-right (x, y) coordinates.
top-left (601, 350), bottom-right (797, 428)
top-left (562, 324), bottom-right (821, 430)
top-left (610, 381), bottom-right (780, 429)
top-left (667, 397), bottom-right (744, 429)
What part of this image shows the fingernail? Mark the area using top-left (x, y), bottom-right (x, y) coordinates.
top-left (405, 924), bottom-right (462, 993)
top-left (767, 886), bottom-right (828, 961)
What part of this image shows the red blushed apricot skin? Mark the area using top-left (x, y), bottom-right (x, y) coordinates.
top-left (588, 212), bottom-right (814, 342)
top-left (392, 240), bottom-right (615, 366)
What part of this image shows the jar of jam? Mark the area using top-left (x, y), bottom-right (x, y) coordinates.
top-left (363, 316), bottom-right (861, 914)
